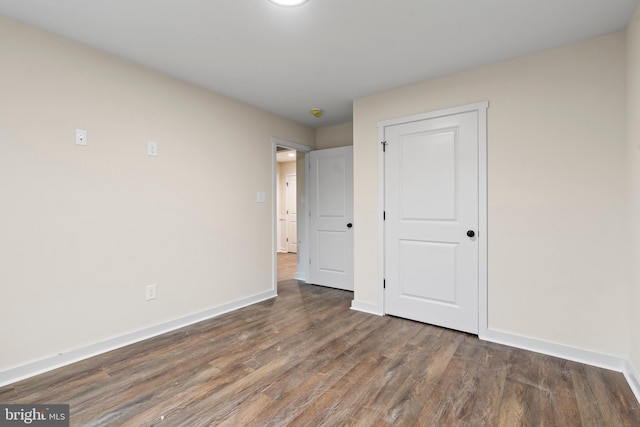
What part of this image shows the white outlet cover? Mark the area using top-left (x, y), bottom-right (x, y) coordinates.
top-left (146, 284), bottom-right (157, 300)
top-left (147, 141), bottom-right (158, 156)
top-left (75, 129), bottom-right (87, 146)
top-left (257, 192), bottom-right (266, 203)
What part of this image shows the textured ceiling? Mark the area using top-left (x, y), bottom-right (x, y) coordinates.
top-left (0, 0), bottom-right (637, 127)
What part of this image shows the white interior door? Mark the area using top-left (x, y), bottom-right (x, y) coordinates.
top-left (384, 110), bottom-right (479, 334)
top-left (286, 174), bottom-right (297, 253)
top-left (276, 172), bottom-right (286, 252)
top-left (308, 146), bottom-right (354, 291)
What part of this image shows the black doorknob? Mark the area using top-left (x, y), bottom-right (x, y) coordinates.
top-left (347, 223), bottom-right (353, 228)
top-left (467, 230), bottom-right (475, 238)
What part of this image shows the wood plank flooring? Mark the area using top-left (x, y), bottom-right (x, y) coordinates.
top-left (1, 252), bottom-right (639, 426)
top-left (276, 252), bottom-right (297, 282)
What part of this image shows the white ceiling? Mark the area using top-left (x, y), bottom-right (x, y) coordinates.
top-left (0, 0), bottom-right (637, 128)
top-left (276, 149), bottom-right (296, 162)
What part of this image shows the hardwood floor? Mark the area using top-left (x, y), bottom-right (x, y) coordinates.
top-left (277, 252), bottom-right (297, 282)
top-left (1, 253), bottom-right (638, 426)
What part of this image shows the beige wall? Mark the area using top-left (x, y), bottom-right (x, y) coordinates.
top-left (353, 33), bottom-right (628, 357)
top-left (0, 16), bottom-right (314, 371)
top-left (315, 122), bottom-right (353, 149)
top-left (628, 6), bottom-right (640, 375)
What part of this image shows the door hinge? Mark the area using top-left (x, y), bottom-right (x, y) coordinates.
top-left (383, 211), bottom-right (386, 220)
top-left (381, 141), bottom-right (388, 152)
top-left (383, 279), bottom-right (386, 289)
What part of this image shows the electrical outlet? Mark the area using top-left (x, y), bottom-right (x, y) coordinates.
top-left (147, 141), bottom-right (158, 157)
top-left (75, 129), bottom-right (87, 146)
top-left (146, 284), bottom-right (157, 301)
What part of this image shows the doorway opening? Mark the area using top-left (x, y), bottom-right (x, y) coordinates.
top-left (271, 137), bottom-right (311, 291)
top-left (276, 147), bottom-right (298, 282)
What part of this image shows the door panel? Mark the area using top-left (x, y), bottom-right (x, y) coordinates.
top-left (318, 231), bottom-right (346, 272)
top-left (399, 240), bottom-right (457, 304)
top-left (318, 156), bottom-right (346, 217)
top-left (384, 111), bottom-right (479, 334)
top-left (401, 130), bottom-right (457, 220)
top-left (309, 146), bottom-right (354, 291)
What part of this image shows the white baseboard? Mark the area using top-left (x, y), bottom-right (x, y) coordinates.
top-left (624, 360), bottom-right (640, 404)
top-left (350, 300), bottom-right (384, 316)
top-left (0, 290), bottom-right (277, 388)
top-left (481, 328), bottom-right (627, 371)
top-left (4, 295), bottom-right (638, 406)
top-left (347, 310), bottom-right (630, 376)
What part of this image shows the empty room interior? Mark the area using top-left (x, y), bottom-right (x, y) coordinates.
top-left (1, 0), bottom-right (640, 425)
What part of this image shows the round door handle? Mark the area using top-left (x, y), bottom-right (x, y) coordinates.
top-left (467, 230), bottom-right (475, 238)
top-left (347, 223), bottom-right (353, 228)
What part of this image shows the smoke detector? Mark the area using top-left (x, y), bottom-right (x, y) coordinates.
top-left (310, 108), bottom-right (323, 118)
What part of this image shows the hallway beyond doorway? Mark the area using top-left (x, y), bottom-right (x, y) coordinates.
top-left (277, 252), bottom-right (297, 282)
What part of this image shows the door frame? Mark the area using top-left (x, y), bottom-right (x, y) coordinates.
top-left (271, 137), bottom-right (311, 292)
top-left (377, 101), bottom-right (489, 336)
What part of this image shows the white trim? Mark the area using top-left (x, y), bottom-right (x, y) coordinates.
top-left (272, 141), bottom-right (279, 291)
top-left (481, 328), bottom-right (626, 371)
top-left (377, 125), bottom-right (386, 315)
top-left (271, 137), bottom-right (312, 154)
top-left (377, 101), bottom-right (489, 128)
top-left (377, 101), bottom-right (489, 334)
top-left (477, 104), bottom-right (489, 337)
top-left (350, 300), bottom-right (384, 316)
top-left (481, 328), bottom-right (640, 404)
top-left (624, 360), bottom-right (640, 404)
top-left (0, 290), bottom-right (276, 387)
top-left (303, 152), bottom-right (310, 283)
